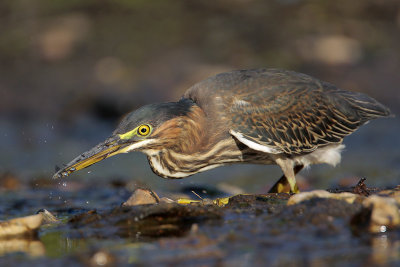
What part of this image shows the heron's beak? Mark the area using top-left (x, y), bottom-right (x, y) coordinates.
top-left (53, 136), bottom-right (139, 179)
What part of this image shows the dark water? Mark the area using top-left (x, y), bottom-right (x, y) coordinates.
top-left (0, 185), bottom-right (399, 266)
top-left (0, 113), bottom-right (399, 266)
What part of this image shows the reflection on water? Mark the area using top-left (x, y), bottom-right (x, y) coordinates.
top-left (370, 234), bottom-right (400, 265)
top-left (40, 230), bottom-right (89, 258)
top-left (0, 239), bottom-right (45, 257)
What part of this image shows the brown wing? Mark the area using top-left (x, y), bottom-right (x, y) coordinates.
top-left (229, 78), bottom-right (390, 154)
top-left (184, 69), bottom-right (390, 155)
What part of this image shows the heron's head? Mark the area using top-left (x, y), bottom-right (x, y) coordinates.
top-left (53, 99), bottom-right (196, 179)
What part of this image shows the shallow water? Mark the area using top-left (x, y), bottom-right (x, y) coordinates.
top-left (0, 185), bottom-right (399, 266)
top-left (0, 112), bottom-right (399, 266)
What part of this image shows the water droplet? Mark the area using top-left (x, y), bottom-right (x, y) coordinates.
top-left (86, 201), bottom-right (90, 204)
top-left (62, 182), bottom-right (67, 187)
top-left (87, 171), bottom-right (92, 174)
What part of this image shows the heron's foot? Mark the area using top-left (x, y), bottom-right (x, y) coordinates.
top-left (290, 182), bottom-right (300, 194)
top-left (269, 177), bottom-right (300, 194)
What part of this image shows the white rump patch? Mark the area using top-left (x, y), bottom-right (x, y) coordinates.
top-left (294, 144), bottom-right (345, 167)
top-left (229, 130), bottom-right (281, 154)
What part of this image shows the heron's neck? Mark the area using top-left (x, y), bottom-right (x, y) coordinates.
top-left (143, 104), bottom-right (242, 178)
top-left (145, 138), bottom-right (243, 178)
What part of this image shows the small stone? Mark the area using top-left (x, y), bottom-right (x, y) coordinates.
top-left (287, 190), bottom-right (362, 205)
top-left (0, 214), bottom-right (43, 238)
top-left (122, 188), bottom-right (160, 206)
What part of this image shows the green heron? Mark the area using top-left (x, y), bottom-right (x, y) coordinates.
top-left (53, 69), bottom-right (391, 193)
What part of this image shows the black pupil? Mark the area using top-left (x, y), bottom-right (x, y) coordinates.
top-left (141, 127), bottom-right (147, 133)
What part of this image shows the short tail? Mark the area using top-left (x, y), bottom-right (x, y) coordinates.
top-left (330, 88), bottom-right (392, 123)
top-left (345, 91), bottom-right (391, 120)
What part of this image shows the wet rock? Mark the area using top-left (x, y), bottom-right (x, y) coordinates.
top-left (68, 203), bottom-right (223, 239)
top-left (284, 197), bottom-right (363, 231)
top-left (287, 190), bottom-right (363, 205)
top-left (224, 194), bottom-right (289, 216)
top-left (0, 214), bottom-right (43, 239)
top-left (353, 195), bottom-right (400, 233)
top-left (227, 194), bottom-right (290, 207)
top-left (122, 188), bottom-right (160, 206)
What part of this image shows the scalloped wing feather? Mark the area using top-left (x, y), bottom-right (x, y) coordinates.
top-left (227, 76), bottom-right (389, 155)
top-left (184, 69), bottom-right (390, 155)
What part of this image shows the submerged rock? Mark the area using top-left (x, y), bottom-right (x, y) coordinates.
top-left (286, 188), bottom-right (400, 234)
top-left (68, 203), bottom-right (223, 239)
top-left (0, 214), bottom-right (43, 239)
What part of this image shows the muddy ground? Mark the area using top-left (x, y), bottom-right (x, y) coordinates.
top-left (0, 175), bottom-right (399, 267)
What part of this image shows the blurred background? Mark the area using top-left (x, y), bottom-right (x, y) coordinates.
top-left (1, 0), bottom-right (399, 193)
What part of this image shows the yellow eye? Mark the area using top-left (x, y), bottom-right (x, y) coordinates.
top-left (137, 124), bottom-right (151, 136)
